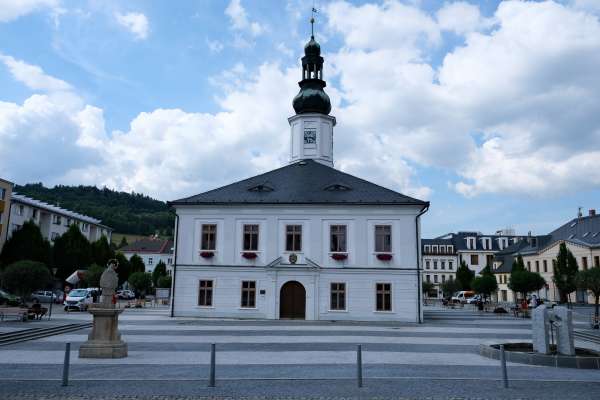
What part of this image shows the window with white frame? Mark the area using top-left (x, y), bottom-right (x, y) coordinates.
top-left (330, 282), bottom-right (346, 310)
top-left (285, 225), bottom-right (302, 252)
top-left (240, 281), bottom-right (256, 308)
top-left (198, 280), bottom-right (213, 306)
top-left (17, 205), bottom-right (24, 216)
top-left (375, 225), bottom-right (392, 252)
top-left (376, 283), bottom-right (392, 311)
top-left (52, 214), bottom-right (61, 225)
top-left (201, 224), bottom-right (217, 250)
top-left (330, 225), bottom-right (347, 252)
top-left (243, 224), bottom-right (259, 251)
top-left (148, 257), bottom-right (153, 265)
top-left (0, 188), bottom-right (5, 200)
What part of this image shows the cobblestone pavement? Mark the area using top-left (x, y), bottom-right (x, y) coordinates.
top-left (1, 307), bottom-right (599, 399)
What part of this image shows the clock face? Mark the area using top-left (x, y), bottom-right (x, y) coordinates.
top-left (304, 129), bottom-right (316, 144)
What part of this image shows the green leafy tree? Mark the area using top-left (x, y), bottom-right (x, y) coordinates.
top-left (1, 260), bottom-right (51, 299)
top-left (128, 272), bottom-right (152, 297)
top-left (509, 270), bottom-right (546, 302)
top-left (0, 221), bottom-right (52, 267)
top-left (576, 267), bottom-right (600, 321)
top-left (114, 252), bottom-right (131, 285)
top-left (553, 243), bottom-right (579, 303)
top-left (90, 236), bottom-right (114, 267)
top-left (129, 254), bottom-right (145, 274)
top-left (440, 279), bottom-right (460, 298)
top-left (456, 260), bottom-right (475, 290)
top-left (83, 264), bottom-right (105, 288)
top-left (156, 275), bottom-right (172, 289)
top-left (422, 281), bottom-right (434, 296)
top-left (119, 236), bottom-right (128, 248)
top-left (471, 274), bottom-right (499, 302)
top-left (52, 224), bottom-right (91, 280)
top-left (152, 261), bottom-right (167, 287)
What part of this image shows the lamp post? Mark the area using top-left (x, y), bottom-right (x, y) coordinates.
top-left (48, 267), bottom-right (58, 320)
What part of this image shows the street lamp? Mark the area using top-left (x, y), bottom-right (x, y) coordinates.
top-left (48, 267), bottom-right (58, 320)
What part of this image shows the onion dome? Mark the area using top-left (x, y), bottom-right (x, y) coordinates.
top-left (292, 34), bottom-right (331, 115)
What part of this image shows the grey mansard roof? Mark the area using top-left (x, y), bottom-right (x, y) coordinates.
top-left (169, 159), bottom-right (428, 207)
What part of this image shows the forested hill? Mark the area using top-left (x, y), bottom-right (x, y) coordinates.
top-left (14, 183), bottom-right (174, 236)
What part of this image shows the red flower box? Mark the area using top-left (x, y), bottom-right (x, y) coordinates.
top-left (242, 252), bottom-right (258, 259)
top-left (331, 253), bottom-right (348, 261)
top-left (377, 253), bottom-right (393, 261)
top-left (200, 251), bottom-right (214, 258)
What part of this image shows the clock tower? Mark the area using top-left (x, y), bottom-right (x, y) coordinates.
top-left (288, 21), bottom-right (336, 167)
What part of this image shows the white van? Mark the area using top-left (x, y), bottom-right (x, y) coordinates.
top-left (63, 288), bottom-right (93, 311)
top-left (451, 291), bottom-right (475, 304)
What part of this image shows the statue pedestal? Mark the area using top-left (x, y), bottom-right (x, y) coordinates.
top-left (79, 307), bottom-right (128, 358)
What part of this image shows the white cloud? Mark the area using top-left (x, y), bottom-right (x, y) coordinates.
top-left (0, 0), bottom-right (58, 22)
top-left (436, 1), bottom-right (493, 35)
top-left (115, 12), bottom-right (149, 40)
top-left (225, 0), bottom-right (264, 37)
top-left (0, 53), bottom-right (72, 92)
top-left (206, 38), bottom-right (224, 53)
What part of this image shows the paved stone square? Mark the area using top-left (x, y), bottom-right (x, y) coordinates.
top-left (1, 306), bottom-right (599, 399)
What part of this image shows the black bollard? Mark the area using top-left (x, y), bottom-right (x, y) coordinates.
top-left (499, 344), bottom-right (508, 388)
top-left (62, 342), bottom-right (71, 387)
top-left (357, 344), bottom-right (363, 388)
top-left (208, 343), bottom-right (216, 387)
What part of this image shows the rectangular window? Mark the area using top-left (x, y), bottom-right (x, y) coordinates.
top-left (527, 261), bottom-right (531, 271)
top-left (241, 281), bottom-right (256, 308)
top-left (375, 225), bottom-right (392, 252)
top-left (595, 256), bottom-right (600, 268)
top-left (425, 260), bottom-right (430, 269)
top-left (32, 209), bottom-right (38, 219)
top-left (424, 245), bottom-right (430, 253)
top-left (330, 282), bottom-right (346, 310)
top-left (426, 274), bottom-right (430, 283)
top-left (470, 254), bottom-right (478, 265)
top-left (441, 261), bottom-right (445, 270)
top-left (376, 283), bottom-right (392, 311)
top-left (50, 232), bottom-right (59, 241)
top-left (433, 261), bottom-right (438, 270)
top-left (449, 261), bottom-right (453, 270)
top-left (52, 214), bottom-right (61, 225)
top-left (201, 224), bottom-right (217, 250)
top-left (285, 225), bottom-right (302, 252)
top-left (449, 275), bottom-right (454, 281)
top-left (543, 259), bottom-right (548, 273)
top-left (582, 257), bottom-right (588, 270)
top-left (330, 225), bottom-right (347, 252)
top-left (442, 275), bottom-right (446, 283)
top-left (535, 260), bottom-right (540, 273)
top-left (434, 275), bottom-right (438, 283)
top-left (243, 224), bottom-right (259, 251)
top-left (17, 205), bottom-right (24, 216)
top-left (0, 188), bottom-right (5, 200)
top-left (148, 257), bottom-right (153, 265)
top-left (198, 280), bottom-right (213, 306)
top-left (486, 254), bottom-right (493, 267)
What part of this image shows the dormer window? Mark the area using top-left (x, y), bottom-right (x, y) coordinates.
top-left (324, 183), bottom-right (351, 191)
top-left (248, 183), bottom-right (274, 192)
top-left (424, 245), bottom-right (430, 253)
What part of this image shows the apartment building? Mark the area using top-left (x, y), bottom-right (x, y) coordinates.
top-left (120, 238), bottom-right (174, 273)
top-left (0, 178), bottom-right (14, 251)
top-left (422, 239), bottom-right (458, 297)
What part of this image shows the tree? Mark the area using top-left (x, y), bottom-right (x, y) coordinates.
top-left (156, 275), bottom-right (172, 289)
top-left (471, 275), bottom-right (498, 302)
top-left (119, 236), bottom-right (128, 248)
top-left (1, 261), bottom-right (51, 299)
top-left (422, 281), bottom-right (434, 297)
top-left (456, 260), bottom-right (475, 290)
top-left (509, 270), bottom-right (546, 301)
top-left (52, 225), bottom-right (91, 281)
top-left (152, 261), bottom-right (167, 287)
top-left (0, 221), bottom-right (52, 267)
top-left (553, 243), bottom-right (579, 303)
top-left (83, 264), bottom-right (105, 288)
top-left (129, 254), bottom-right (145, 274)
top-left (128, 272), bottom-right (152, 297)
top-left (576, 267), bottom-right (600, 321)
top-left (90, 236), bottom-right (114, 268)
top-left (440, 279), bottom-right (460, 298)
top-left (115, 252), bottom-right (131, 286)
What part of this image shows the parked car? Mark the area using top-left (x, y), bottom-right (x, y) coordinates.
top-left (466, 295), bottom-right (481, 304)
top-left (451, 290), bottom-right (475, 304)
top-left (0, 289), bottom-right (21, 306)
top-left (31, 290), bottom-right (57, 303)
top-left (63, 289), bottom-right (93, 311)
top-left (117, 290), bottom-right (135, 300)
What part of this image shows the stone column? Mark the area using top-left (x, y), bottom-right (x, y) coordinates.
top-left (553, 306), bottom-right (575, 356)
top-left (532, 305), bottom-right (550, 354)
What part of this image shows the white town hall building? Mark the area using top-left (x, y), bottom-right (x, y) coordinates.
top-left (168, 31), bottom-right (429, 322)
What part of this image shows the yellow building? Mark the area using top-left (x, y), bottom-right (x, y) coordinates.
top-left (0, 178), bottom-right (14, 251)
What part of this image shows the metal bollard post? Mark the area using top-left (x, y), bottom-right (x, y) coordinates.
top-left (357, 344), bottom-right (363, 388)
top-left (499, 344), bottom-right (508, 388)
top-left (62, 343), bottom-right (71, 387)
top-left (208, 343), bottom-right (216, 387)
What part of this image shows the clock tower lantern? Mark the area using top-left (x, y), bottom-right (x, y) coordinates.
top-left (288, 20), bottom-right (336, 167)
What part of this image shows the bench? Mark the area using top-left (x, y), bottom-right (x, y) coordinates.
top-left (0, 307), bottom-right (29, 321)
top-left (28, 305), bottom-right (48, 320)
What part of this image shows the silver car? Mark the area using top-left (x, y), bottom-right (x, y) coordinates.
top-left (31, 290), bottom-right (57, 303)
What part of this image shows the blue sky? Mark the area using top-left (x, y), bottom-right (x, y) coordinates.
top-left (1, 0), bottom-right (600, 237)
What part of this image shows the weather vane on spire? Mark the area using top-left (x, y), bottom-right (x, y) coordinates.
top-left (310, 5), bottom-right (317, 38)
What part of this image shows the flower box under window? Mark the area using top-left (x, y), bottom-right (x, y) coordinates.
top-left (200, 251), bottom-right (214, 258)
top-left (377, 253), bottom-right (393, 261)
top-left (331, 253), bottom-right (348, 261)
top-left (242, 252), bottom-right (258, 259)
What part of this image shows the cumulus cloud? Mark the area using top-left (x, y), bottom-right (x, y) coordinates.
top-left (115, 12), bottom-right (149, 40)
top-left (0, 0), bottom-right (58, 22)
top-left (436, 1), bottom-right (493, 35)
top-left (0, 53), bottom-right (72, 91)
top-left (225, 0), bottom-right (264, 37)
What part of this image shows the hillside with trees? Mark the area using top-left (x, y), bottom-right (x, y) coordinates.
top-left (15, 183), bottom-right (174, 236)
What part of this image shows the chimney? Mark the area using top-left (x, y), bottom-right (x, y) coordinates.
top-left (590, 209), bottom-right (597, 217)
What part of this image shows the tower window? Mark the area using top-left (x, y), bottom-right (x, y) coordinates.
top-left (304, 128), bottom-right (316, 144)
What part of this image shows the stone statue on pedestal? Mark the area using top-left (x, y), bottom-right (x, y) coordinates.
top-left (531, 305), bottom-right (575, 356)
top-left (79, 259), bottom-right (128, 358)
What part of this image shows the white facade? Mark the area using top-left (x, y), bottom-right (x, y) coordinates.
top-left (122, 251), bottom-right (174, 273)
top-left (172, 205), bottom-right (424, 322)
top-left (288, 113), bottom-right (336, 167)
top-left (8, 193), bottom-right (111, 243)
top-left (422, 244), bottom-right (458, 298)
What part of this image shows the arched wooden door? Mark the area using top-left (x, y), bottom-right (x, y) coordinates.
top-left (279, 281), bottom-right (306, 319)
